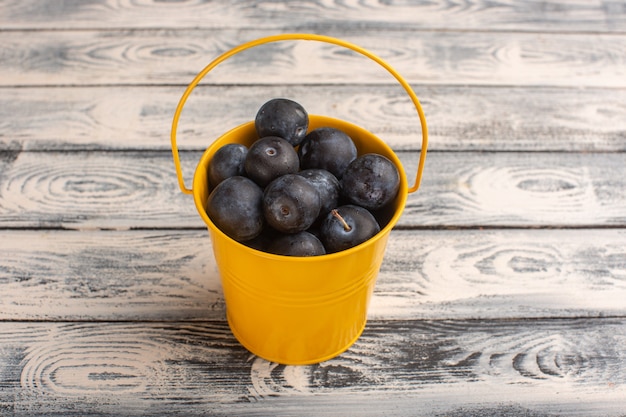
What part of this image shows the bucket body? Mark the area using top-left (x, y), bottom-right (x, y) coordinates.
top-left (192, 115), bottom-right (408, 365)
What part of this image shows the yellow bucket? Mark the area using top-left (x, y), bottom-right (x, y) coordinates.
top-left (171, 34), bottom-right (428, 365)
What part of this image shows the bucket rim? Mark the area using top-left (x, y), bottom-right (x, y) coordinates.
top-left (194, 116), bottom-right (409, 263)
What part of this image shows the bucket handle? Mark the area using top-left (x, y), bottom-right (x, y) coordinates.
top-left (171, 33), bottom-right (428, 195)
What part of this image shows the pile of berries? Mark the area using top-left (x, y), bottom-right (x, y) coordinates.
top-left (205, 98), bottom-right (400, 256)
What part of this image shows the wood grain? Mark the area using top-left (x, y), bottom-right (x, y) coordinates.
top-left (0, 151), bottom-right (199, 229)
top-left (0, 229), bottom-right (625, 321)
top-left (0, 319), bottom-right (624, 416)
top-left (1, 30), bottom-right (625, 87)
top-left (1, 151), bottom-right (624, 229)
top-left (375, 228), bottom-right (626, 319)
top-left (1, 1), bottom-right (625, 415)
top-left (1, 0), bottom-right (624, 33)
top-left (2, 85), bottom-right (625, 152)
top-left (406, 151), bottom-right (626, 228)
top-left (0, 230), bottom-right (223, 321)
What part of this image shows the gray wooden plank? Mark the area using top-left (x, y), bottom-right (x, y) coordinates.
top-left (0, 230), bottom-right (223, 321)
top-left (0, 229), bottom-right (624, 321)
top-left (1, 151), bottom-right (624, 229)
top-left (0, 151), bottom-right (199, 230)
top-left (1, 0), bottom-right (624, 33)
top-left (408, 151), bottom-right (626, 228)
top-left (1, 30), bottom-right (625, 87)
top-left (2, 85), bottom-right (625, 152)
top-left (0, 319), bottom-right (624, 416)
top-left (375, 228), bottom-right (626, 319)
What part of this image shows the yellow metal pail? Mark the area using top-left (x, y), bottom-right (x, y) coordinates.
top-left (171, 34), bottom-right (428, 365)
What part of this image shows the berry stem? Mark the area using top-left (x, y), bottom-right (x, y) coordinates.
top-left (331, 209), bottom-right (351, 231)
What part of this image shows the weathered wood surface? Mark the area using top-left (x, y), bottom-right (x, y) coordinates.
top-left (1, 0), bottom-right (624, 32)
top-left (1, 0), bottom-right (625, 415)
top-left (0, 319), bottom-right (624, 416)
top-left (1, 30), bottom-right (625, 87)
top-left (2, 85), bottom-right (626, 152)
top-left (1, 229), bottom-right (625, 321)
top-left (1, 151), bottom-right (624, 229)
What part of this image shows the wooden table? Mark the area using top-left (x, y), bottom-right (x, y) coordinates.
top-left (1, 1), bottom-right (625, 415)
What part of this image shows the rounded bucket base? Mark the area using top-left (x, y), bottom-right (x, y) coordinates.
top-left (227, 311), bottom-right (368, 365)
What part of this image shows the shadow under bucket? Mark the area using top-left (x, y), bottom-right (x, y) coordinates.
top-left (171, 34), bottom-right (428, 365)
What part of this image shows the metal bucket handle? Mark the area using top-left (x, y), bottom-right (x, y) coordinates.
top-left (171, 33), bottom-right (428, 195)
